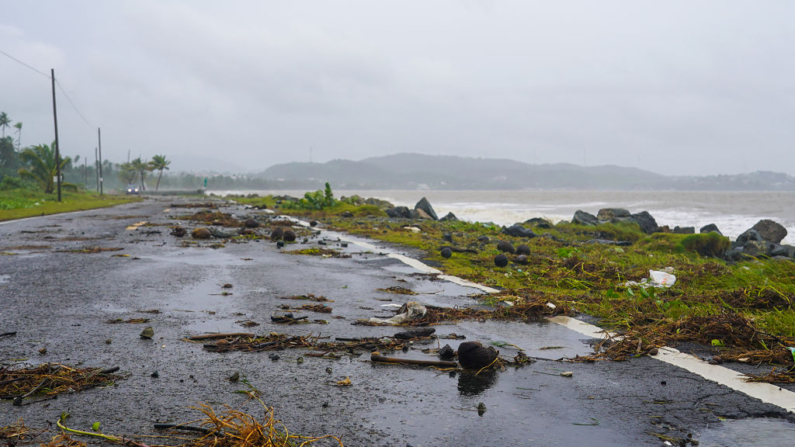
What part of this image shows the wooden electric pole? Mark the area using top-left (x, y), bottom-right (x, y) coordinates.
top-left (98, 128), bottom-right (103, 195)
top-left (95, 147), bottom-right (99, 191)
top-left (51, 69), bottom-right (62, 202)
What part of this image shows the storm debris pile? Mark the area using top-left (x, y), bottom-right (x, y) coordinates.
top-left (280, 293), bottom-right (333, 302)
top-left (163, 402), bottom-right (344, 447)
top-left (580, 313), bottom-right (795, 366)
top-left (0, 363), bottom-right (124, 404)
top-left (376, 286), bottom-right (418, 295)
top-left (104, 318), bottom-right (150, 324)
top-left (285, 248), bottom-right (351, 258)
top-left (198, 331), bottom-right (435, 355)
top-left (278, 303), bottom-right (333, 313)
top-left (356, 299), bottom-right (568, 326)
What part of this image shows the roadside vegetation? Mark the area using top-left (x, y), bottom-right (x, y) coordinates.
top-left (0, 188), bottom-right (140, 221)
top-left (224, 186), bottom-right (795, 381)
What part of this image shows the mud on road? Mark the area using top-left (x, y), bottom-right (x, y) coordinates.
top-left (1, 197), bottom-right (793, 446)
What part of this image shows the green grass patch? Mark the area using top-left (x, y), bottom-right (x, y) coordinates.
top-left (0, 189), bottom-right (141, 221)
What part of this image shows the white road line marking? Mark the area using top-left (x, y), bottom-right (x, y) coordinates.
top-left (550, 315), bottom-right (795, 413)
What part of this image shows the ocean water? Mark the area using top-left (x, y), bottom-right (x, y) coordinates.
top-left (216, 189), bottom-right (795, 244)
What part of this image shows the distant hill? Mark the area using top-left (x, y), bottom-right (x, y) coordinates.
top-left (257, 153), bottom-right (795, 191)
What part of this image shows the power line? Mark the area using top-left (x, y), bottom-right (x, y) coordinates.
top-left (0, 48), bottom-right (95, 129)
top-left (0, 48), bottom-right (50, 78)
top-left (55, 79), bottom-right (94, 129)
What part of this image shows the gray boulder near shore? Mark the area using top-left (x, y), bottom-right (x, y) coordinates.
top-left (572, 208), bottom-right (659, 234)
top-left (572, 210), bottom-right (598, 226)
top-left (700, 224), bottom-right (722, 235)
top-left (597, 208), bottom-right (631, 221)
top-left (752, 219), bottom-right (788, 244)
top-left (502, 224), bottom-right (537, 239)
top-left (727, 219), bottom-right (793, 261)
top-left (414, 197), bottom-right (439, 220)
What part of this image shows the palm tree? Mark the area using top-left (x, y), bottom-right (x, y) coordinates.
top-left (18, 143), bottom-right (77, 193)
top-left (0, 112), bottom-right (10, 138)
top-left (119, 161), bottom-right (137, 185)
top-left (130, 157), bottom-right (150, 191)
top-left (13, 122), bottom-right (22, 149)
top-left (150, 155), bottom-right (171, 191)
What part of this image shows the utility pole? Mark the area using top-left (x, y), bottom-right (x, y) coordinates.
top-left (51, 69), bottom-right (62, 202)
top-left (84, 156), bottom-right (87, 185)
top-left (98, 128), bottom-right (103, 195)
top-left (95, 147), bottom-right (99, 191)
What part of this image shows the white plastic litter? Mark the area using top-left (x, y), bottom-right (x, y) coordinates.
top-left (649, 270), bottom-right (676, 288)
top-left (379, 304), bottom-right (403, 309)
top-left (368, 301), bottom-right (427, 325)
top-left (623, 269), bottom-right (677, 289)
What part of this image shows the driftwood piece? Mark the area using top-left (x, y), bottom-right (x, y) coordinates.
top-left (370, 353), bottom-right (458, 368)
top-left (187, 333), bottom-right (255, 341)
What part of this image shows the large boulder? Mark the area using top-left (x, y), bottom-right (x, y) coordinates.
top-left (597, 208), bottom-right (631, 222)
top-left (386, 206), bottom-right (412, 219)
top-left (457, 341), bottom-right (499, 370)
top-left (572, 210), bottom-right (598, 226)
top-left (673, 226), bottom-right (695, 234)
top-left (524, 217), bottom-right (552, 229)
top-left (770, 244), bottom-right (795, 258)
top-left (414, 197), bottom-right (438, 220)
top-left (628, 211), bottom-right (659, 234)
top-left (700, 224), bottom-right (722, 236)
top-left (751, 219), bottom-right (788, 244)
top-left (502, 224), bottom-right (537, 239)
top-left (440, 212), bottom-right (458, 222)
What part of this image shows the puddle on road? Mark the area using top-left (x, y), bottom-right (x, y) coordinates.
top-left (456, 320), bottom-right (594, 359)
top-left (184, 318), bottom-right (242, 334)
top-left (92, 302), bottom-right (130, 313)
top-left (697, 418), bottom-right (795, 447)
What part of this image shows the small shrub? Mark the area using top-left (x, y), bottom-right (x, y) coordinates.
top-left (677, 233), bottom-right (730, 258)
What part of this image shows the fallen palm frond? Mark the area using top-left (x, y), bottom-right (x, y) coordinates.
top-left (376, 287), bottom-right (417, 295)
top-left (0, 419), bottom-right (46, 444)
top-left (41, 433), bottom-right (89, 447)
top-left (180, 401), bottom-right (344, 447)
top-left (0, 363), bottom-right (124, 404)
top-left (105, 318), bottom-right (150, 324)
top-left (64, 247), bottom-right (124, 254)
top-left (745, 368), bottom-right (795, 384)
top-left (202, 333), bottom-right (315, 353)
top-left (280, 294), bottom-right (333, 303)
top-left (278, 304), bottom-right (332, 313)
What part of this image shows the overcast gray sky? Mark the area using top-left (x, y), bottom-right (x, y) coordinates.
top-left (2, 1), bottom-right (793, 175)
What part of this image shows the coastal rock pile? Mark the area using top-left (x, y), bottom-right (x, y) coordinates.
top-left (385, 197), bottom-right (442, 221)
top-left (727, 219), bottom-right (793, 261)
top-left (572, 207), bottom-right (660, 234)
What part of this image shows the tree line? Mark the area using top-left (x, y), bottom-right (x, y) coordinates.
top-left (0, 111), bottom-right (171, 193)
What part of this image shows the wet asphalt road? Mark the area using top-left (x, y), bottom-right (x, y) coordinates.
top-left (1, 197), bottom-right (793, 447)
